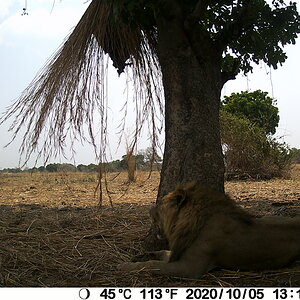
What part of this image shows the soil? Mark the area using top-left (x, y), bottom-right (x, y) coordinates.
top-left (0, 166), bottom-right (300, 287)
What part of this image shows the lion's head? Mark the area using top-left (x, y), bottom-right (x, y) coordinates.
top-left (150, 182), bottom-right (252, 262)
top-left (150, 183), bottom-right (194, 240)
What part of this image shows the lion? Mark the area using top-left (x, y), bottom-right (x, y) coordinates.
top-left (119, 182), bottom-right (300, 278)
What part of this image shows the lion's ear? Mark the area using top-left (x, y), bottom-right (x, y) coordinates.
top-left (175, 188), bottom-right (187, 207)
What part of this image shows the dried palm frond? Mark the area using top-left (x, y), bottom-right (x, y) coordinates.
top-left (0, 0), bottom-right (163, 166)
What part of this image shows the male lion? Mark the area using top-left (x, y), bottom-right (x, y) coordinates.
top-left (119, 182), bottom-right (300, 278)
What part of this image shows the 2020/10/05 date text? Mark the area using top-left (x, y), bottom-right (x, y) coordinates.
top-left (78, 288), bottom-right (300, 300)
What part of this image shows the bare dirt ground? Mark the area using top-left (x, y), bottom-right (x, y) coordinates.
top-left (0, 166), bottom-right (300, 287)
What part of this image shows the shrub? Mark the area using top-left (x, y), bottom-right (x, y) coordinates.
top-left (290, 148), bottom-right (300, 164)
top-left (220, 111), bottom-right (292, 179)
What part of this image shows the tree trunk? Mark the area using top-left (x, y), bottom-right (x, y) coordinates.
top-left (142, 15), bottom-right (225, 251)
top-left (157, 19), bottom-right (225, 198)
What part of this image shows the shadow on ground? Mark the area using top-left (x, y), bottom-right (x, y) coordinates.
top-left (0, 201), bottom-right (300, 287)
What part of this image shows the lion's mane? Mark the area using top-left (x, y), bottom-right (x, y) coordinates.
top-left (159, 182), bottom-right (253, 262)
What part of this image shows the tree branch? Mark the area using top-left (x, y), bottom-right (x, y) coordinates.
top-left (221, 68), bottom-right (239, 85)
top-left (158, 0), bottom-right (184, 20)
top-left (183, 1), bottom-right (220, 63)
top-left (190, 0), bottom-right (210, 20)
top-left (217, 0), bottom-right (257, 51)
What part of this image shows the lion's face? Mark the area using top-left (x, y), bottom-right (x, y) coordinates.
top-left (150, 187), bottom-right (188, 240)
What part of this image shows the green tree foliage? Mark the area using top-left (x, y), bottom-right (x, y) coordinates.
top-left (45, 163), bottom-right (60, 172)
top-left (77, 164), bottom-right (90, 172)
top-left (220, 111), bottom-right (292, 179)
top-left (222, 90), bottom-right (279, 134)
top-left (58, 163), bottom-right (77, 172)
top-left (0, 168), bottom-right (22, 173)
top-left (45, 163), bottom-right (77, 172)
top-left (112, 0), bottom-right (300, 75)
top-left (38, 166), bottom-right (45, 172)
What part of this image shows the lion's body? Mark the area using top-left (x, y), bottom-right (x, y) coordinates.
top-left (119, 183), bottom-right (300, 278)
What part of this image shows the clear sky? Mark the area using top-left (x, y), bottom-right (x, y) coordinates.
top-left (0, 0), bottom-right (299, 169)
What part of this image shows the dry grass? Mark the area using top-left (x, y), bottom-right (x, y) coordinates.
top-left (0, 168), bottom-right (300, 287)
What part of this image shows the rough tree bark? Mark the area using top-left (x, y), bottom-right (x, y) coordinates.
top-left (143, 14), bottom-right (226, 251)
top-left (157, 20), bottom-right (225, 198)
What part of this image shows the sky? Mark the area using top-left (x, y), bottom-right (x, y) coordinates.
top-left (0, 0), bottom-right (299, 169)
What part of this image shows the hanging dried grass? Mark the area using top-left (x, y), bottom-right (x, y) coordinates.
top-left (0, 0), bottom-right (163, 167)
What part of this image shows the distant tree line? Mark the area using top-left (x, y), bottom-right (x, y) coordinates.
top-left (2, 91), bottom-right (299, 179)
top-left (0, 148), bottom-right (162, 173)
